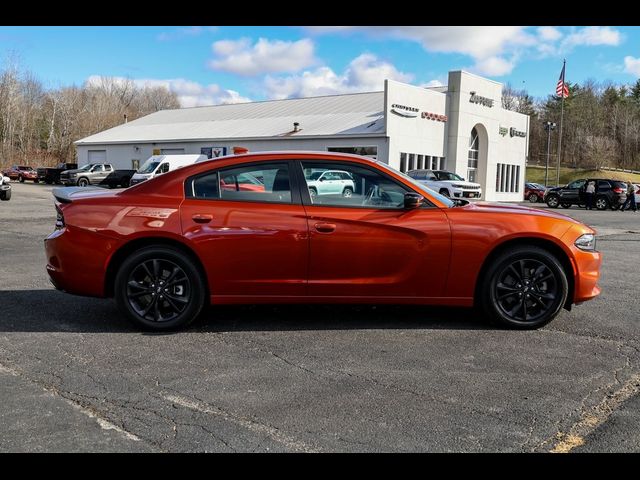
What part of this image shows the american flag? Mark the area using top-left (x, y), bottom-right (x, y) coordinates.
top-left (556, 62), bottom-right (569, 98)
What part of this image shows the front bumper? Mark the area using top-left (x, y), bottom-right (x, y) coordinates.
top-left (562, 226), bottom-right (602, 304)
top-left (452, 189), bottom-right (482, 199)
top-left (60, 178), bottom-right (77, 186)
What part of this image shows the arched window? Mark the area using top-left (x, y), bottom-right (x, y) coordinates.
top-left (467, 127), bottom-right (479, 183)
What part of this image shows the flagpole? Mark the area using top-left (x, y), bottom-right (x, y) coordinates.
top-left (556, 59), bottom-right (566, 187)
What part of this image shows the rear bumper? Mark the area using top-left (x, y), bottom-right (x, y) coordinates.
top-left (44, 227), bottom-right (115, 298)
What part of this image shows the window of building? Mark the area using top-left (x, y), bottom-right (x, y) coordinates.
top-left (131, 159), bottom-right (140, 170)
top-left (408, 154), bottom-right (415, 171)
top-left (496, 163), bottom-right (521, 193)
top-left (400, 153), bottom-right (407, 173)
top-left (161, 148), bottom-right (185, 155)
top-left (327, 146), bottom-right (378, 158)
top-left (468, 128), bottom-right (479, 183)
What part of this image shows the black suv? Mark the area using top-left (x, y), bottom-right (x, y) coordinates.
top-left (544, 178), bottom-right (627, 210)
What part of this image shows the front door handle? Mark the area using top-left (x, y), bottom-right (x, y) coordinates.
top-left (192, 214), bottom-right (213, 224)
top-left (314, 222), bottom-right (336, 233)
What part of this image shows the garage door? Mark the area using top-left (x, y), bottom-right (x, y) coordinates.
top-left (161, 148), bottom-right (185, 155)
top-left (88, 150), bottom-right (107, 163)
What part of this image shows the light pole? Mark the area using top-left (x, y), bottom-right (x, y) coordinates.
top-left (544, 121), bottom-right (556, 187)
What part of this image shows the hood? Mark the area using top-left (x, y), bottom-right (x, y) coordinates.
top-left (60, 168), bottom-right (83, 175)
top-left (461, 201), bottom-right (585, 223)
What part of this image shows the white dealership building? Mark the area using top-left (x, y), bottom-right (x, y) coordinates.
top-left (76, 70), bottom-right (530, 201)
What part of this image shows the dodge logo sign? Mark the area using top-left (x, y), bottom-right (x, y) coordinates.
top-left (421, 111), bottom-right (448, 122)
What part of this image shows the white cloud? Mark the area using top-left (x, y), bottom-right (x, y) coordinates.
top-left (473, 55), bottom-right (516, 76)
top-left (86, 75), bottom-right (251, 107)
top-left (420, 79), bottom-right (445, 88)
top-left (209, 37), bottom-right (316, 76)
top-left (537, 26), bottom-right (562, 42)
top-left (157, 26), bottom-right (218, 41)
top-left (624, 56), bottom-right (640, 77)
top-left (563, 26), bottom-right (622, 49)
top-left (264, 53), bottom-right (413, 99)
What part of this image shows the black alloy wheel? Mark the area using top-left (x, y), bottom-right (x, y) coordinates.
top-left (480, 246), bottom-right (568, 329)
top-left (115, 247), bottom-right (206, 330)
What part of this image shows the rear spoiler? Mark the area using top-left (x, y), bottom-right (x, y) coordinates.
top-left (52, 186), bottom-right (102, 204)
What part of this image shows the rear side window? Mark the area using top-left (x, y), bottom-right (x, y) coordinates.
top-left (597, 180), bottom-right (611, 189)
top-left (185, 163), bottom-right (292, 204)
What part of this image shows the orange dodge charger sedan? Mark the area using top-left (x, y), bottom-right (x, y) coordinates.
top-left (44, 152), bottom-right (601, 331)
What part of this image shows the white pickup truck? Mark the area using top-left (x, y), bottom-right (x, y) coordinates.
top-left (407, 169), bottom-right (482, 199)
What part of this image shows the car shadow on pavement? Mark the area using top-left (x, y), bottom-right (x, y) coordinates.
top-left (0, 289), bottom-right (494, 333)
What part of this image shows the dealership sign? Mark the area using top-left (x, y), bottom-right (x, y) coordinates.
top-left (390, 103), bottom-right (419, 118)
top-left (499, 126), bottom-right (508, 136)
top-left (510, 127), bottom-right (526, 138)
top-left (421, 111), bottom-right (448, 122)
top-left (469, 91), bottom-right (494, 107)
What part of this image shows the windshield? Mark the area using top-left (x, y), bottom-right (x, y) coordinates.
top-left (138, 160), bottom-right (160, 174)
top-left (77, 164), bottom-right (93, 171)
top-left (307, 172), bottom-right (323, 181)
top-left (435, 171), bottom-right (464, 181)
top-left (375, 161), bottom-right (455, 208)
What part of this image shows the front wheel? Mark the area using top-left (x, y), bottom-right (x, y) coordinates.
top-left (439, 188), bottom-right (450, 197)
top-left (77, 178), bottom-right (89, 187)
top-left (479, 246), bottom-right (568, 329)
top-left (114, 247), bottom-right (206, 331)
top-left (546, 194), bottom-right (560, 208)
top-left (18, 176), bottom-right (24, 183)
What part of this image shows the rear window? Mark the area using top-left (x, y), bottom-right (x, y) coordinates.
top-left (613, 181), bottom-right (628, 189)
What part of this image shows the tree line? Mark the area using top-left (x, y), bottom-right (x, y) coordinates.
top-left (0, 62), bottom-right (179, 168)
top-left (502, 79), bottom-right (640, 171)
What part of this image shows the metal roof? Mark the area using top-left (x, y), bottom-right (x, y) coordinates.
top-left (76, 91), bottom-right (386, 145)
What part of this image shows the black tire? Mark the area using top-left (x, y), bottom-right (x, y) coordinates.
top-left (114, 246), bottom-right (206, 331)
top-left (308, 187), bottom-right (317, 198)
top-left (561, 203), bottom-right (571, 209)
top-left (33, 178), bottom-right (39, 184)
top-left (122, 178), bottom-right (131, 188)
top-left (528, 193), bottom-right (539, 203)
top-left (342, 187), bottom-right (353, 198)
top-left (77, 177), bottom-right (89, 187)
top-left (595, 196), bottom-right (609, 211)
top-left (18, 175), bottom-right (24, 183)
top-left (45, 179), bottom-right (52, 184)
top-left (479, 246), bottom-right (568, 330)
top-left (1, 189), bottom-right (11, 201)
top-left (546, 194), bottom-right (560, 208)
top-left (439, 188), bottom-right (450, 197)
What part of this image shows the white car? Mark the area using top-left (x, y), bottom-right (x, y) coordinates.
top-left (407, 169), bottom-right (482, 199)
top-left (306, 170), bottom-right (356, 198)
top-left (0, 174), bottom-right (11, 201)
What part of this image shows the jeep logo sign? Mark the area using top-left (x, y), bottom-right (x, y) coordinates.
top-left (510, 127), bottom-right (526, 138)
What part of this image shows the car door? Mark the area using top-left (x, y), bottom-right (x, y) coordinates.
top-left (560, 179), bottom-right (585, 203)
top-left (297, 160), bottom-right (451, 299)
top-left (180, 160), bottom-right (309, 299)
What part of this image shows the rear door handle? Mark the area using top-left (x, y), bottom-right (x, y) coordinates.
top-left (314, 222), bottom-right (336, 233)
top-left (192, 214), bottom-right (213, 224)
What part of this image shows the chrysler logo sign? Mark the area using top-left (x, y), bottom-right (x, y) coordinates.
top-left (391, 103), bottom-right (419, 118)
top-left (469, 91), bottom-right (494, 108)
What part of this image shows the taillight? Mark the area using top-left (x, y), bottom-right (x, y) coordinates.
top-left (613, 187), bottom-right (625, 194)
top-left (55, 203), bottom-right (65, 230)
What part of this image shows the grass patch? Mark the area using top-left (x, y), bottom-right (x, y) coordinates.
top-left (526, 166), bottom-right (640, 186)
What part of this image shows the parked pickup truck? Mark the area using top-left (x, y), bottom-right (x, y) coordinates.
top-left (37, 163), bottom-right (78, 184)
top-left (60, 163), bottom-right (136, 188)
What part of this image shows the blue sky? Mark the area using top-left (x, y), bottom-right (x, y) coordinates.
top-left (1, 26), bottom-right (638, 106)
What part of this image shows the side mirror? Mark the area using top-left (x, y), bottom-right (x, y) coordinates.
top-left (319, 177), bottom-right (326, 182)
top-left (404, 192), bottom-right (424, 209)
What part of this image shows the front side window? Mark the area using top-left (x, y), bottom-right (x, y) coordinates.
top-left (568, 179), bottom-right (586, 189)
top-left (302, 162), bottom-right (408, 209)
top-left (158, 163), bottom-right (170, 174)
top-left (186, 163), bottom-right (292, 204)
top-left (92, 165), bottom-right (104, 172)
top-left (435, 171), bottom-right (464, 182)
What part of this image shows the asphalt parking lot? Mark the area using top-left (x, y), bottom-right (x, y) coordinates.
top-left (1, 182), bottom-right (639, 452)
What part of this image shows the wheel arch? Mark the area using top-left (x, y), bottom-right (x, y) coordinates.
top-left (474, 236), bottom-right (575, 311)
top-left (104, 236), bottom-right (209, 299)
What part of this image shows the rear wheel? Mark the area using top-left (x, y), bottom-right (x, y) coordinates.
top-left (480, 246), bottom-right (568, 329)
top-left (18, 175), bottom-right (24, 183)
top-left (528, 193), bottom-right (539, 203)
top-left (114, 246), bottom-right (206, 331)
top-left (546, 194), bottom-right (560, 208)
top-left (342, 187), bottom-right (353, 198)
top-left (595, 196), bottom-right (609, 211)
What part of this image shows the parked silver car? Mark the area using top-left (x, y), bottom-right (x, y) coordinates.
top-left (0, 174), bottom-right (11, 201)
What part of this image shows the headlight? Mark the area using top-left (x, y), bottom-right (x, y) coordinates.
top-left (451, 184), bottom-right (463, 188)
top-left (69, 173), bottom-right (77, 177)
top-left (575, 233), bottom-right (596, 251)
